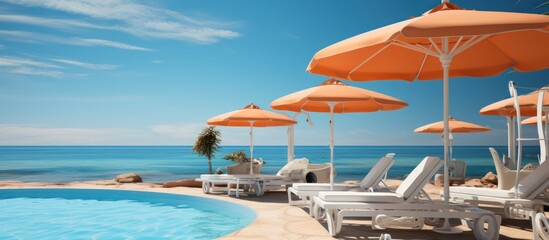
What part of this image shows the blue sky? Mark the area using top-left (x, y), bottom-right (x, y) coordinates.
top-left (0, 0), bottom-right (547, 146)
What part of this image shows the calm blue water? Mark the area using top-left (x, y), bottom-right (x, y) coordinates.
top-left (0, 188), bottom-right (255, 239)
top-left (0, 146), bottom-right (541, 183)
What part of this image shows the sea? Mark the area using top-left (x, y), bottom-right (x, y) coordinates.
top-left (0, 146), bottom-right (542, 183)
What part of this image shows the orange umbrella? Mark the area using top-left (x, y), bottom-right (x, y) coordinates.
top-left (271, 79), bottom-right (408, 189)
top-left (207, 103), bottom-right (297, 174)
top-left (522, 116), bottom-right (547, 125)
top-left (415, 117), bottom-right (490, 161)
top-left (415, 117), bottom-right (490, 134)
top-left (306, 1), bottom-right (549, 232)
top-left (307, 3), bottom-right (549, 81)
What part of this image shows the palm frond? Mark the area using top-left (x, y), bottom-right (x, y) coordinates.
top-left (536, 2), bottom-right (549, 8)
top-left (192, 127), bottom-right (222, 160)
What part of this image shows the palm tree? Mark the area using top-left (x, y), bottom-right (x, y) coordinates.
top-left (193, 127), bottom-right (222, 174)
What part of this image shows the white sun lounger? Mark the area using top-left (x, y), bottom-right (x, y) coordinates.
top-left (313, 156), bottom-right (501, 240)
top-left (287, 153), bottom-right (395, 216)
top-left (197, 174), bottom-right (285, 197)
top-left (197, 158), bottom-right (312, 197)
top-left (448, 159), bottom-right (549, 240)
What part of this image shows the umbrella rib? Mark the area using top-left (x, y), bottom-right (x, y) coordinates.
top-left (428, 38), bottom-right (443, 55)
top-left (394, 41), bottom-right (439, 57)
top-left (450, 36), bottom-right (464, 54)
top-left (452, 35), bottom-right (489, 56)
top-left (348, 43), bottom-right (392, 80)
top-left (413, 47), bottom-right (431, 81)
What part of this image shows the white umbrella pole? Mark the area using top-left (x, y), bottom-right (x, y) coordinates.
top-left (537, 90), bottom-right (547, 163)
top-left (449, 133), bottom-right (453, 162)
top-left (507, 116), bottom-right (516, 167)
top-left (288, 125), bottom-right (294, 162)
top-left (249, 121), bottom-right (255, 175)
top-left (329, 102), bottom-right (335, 190)
top-left (433, 37), bottom-right (462, 234)
top-left (544, 110), bottom-right (549, 161)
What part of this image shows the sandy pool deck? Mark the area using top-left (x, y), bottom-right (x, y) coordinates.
top-left (0, 179), bottom-right (542, 240)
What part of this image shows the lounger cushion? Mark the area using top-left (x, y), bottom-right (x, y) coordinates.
top-left (199, 174), bottom-right (234, 180)
top-left (396, 156), bottom-right (442, 199)
top-left (449, 187), bottom-right (516, 198)
top-left (292, 183), bottom-right (356, 191)
top-left (359, 155), bottom-right (394, 189)
top-left (318, 192), bottom-right (403, 203)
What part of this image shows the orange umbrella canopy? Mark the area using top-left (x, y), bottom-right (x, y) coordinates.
top-left (307, 3), bottom-right (549, 81)
top-left (270, 79), bottom-right (408, 112)
top-left (415, 117), bottom-right (490, 133)
top-left (480, 89), bottom-right (549, 117)
top-left (207, 103), bottom-right (296, 127)
top-left (522, 116), bottom-right (547, 125)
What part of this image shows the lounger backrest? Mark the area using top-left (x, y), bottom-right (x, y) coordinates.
top-left (359, 153), bottom-right (395, 189)
top-left (489, 147), bottom-right (510, 173)
top-left (514, 159), bottom-right (549, 199)
top-left (276, 158), bottom-right (309, 178)
top-left (395, 156), bottom-right (443, 201)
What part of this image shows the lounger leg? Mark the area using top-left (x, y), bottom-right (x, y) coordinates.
top-left (533, 212), bottom-right (549, 240)
top-left (253, 182), bottom-right (262, 197)
top-left (202, 182), bottom-right (210, 194)
top-left (309, 199), bottom-right (314, 217)
top-left (312, 201), bottom-right (326, 220)
top-left (325, 209), bottom-right (337, 236)
top-left (235, 179), bottom-right (240, 198)
top-left (472, 214), bottom-right (500, 240)
top-left (287, 190), bottom-right (294, 205)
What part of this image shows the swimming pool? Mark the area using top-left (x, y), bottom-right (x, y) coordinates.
top-left (0, 188), bottom-right (256, 239)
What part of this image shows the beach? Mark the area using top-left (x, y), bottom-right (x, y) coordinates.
top-left (0, 179), bottom-right (541, 239)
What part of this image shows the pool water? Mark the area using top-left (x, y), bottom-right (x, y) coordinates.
top-left (0, 188), bottom-right (256, 239)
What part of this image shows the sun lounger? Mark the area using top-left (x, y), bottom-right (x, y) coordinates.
top-left (313, 156), bottom-right (501, 240)
top-left (197, 158), bottom-right (320, 197)
top-left (448, 158), bottom-right (549, 240)
top-left (197, 173), bottom-right (285, 197)
top-left (287, 153), bottom-right (395, 216)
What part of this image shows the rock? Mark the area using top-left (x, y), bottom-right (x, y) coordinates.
top-left (464, 178), bottom-right (485, 187)
top-left (163, 179), bottom-right (202, 188)
top-left (482, 172), bottom-right (498, 185)
top-left (114, 173), bottom-right (143, 183)
top-left (343, 180), bottom-right (360, 185)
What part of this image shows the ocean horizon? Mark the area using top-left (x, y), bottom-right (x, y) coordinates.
top-left (0, 145), bottom-right (542, 183)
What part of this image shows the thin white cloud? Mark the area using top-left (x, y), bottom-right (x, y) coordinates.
top-left (0, 43), bottom-right (5, 49)
top-left (6, 67), bottom-right (64, 78)
top-left (0, 55), bottom-right (61, 68)
top-left (284, 32), bottom-right (301, 39)
top-left (151, 60), bottom-right (162, 64)
top-left (0, 14), bottom-right (112, 30)
top-left (50, 58), bottom-right (119, 70)
top-left (0, 30), bottom-right (151, 51)
top-left (0, 93), bottom-right (142, 102)
top-left (1, 0), bottom-right (241, 44)
top-left (73, 37), bottom-right (151, 51)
